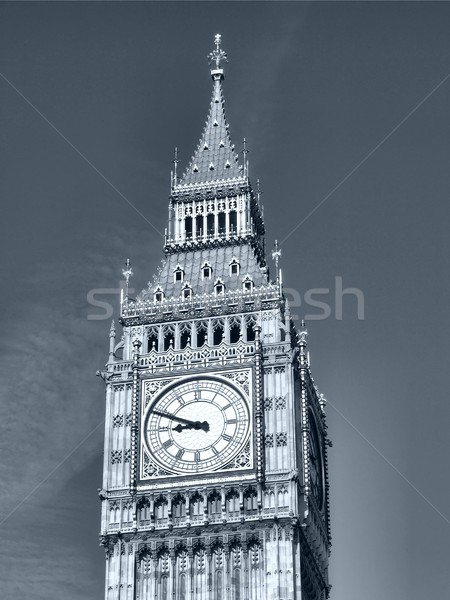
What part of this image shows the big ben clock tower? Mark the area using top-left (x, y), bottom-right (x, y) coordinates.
top-left (98, 35), bottom-right (331, 600)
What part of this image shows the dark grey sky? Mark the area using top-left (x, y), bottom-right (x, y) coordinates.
top-left (1, 2), bottom-right (449, 599)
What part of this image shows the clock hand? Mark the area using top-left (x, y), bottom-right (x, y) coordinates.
top-left (152, 409), bottom-right (210, 431)
top-left (173, 421), bottom-right (209, 433)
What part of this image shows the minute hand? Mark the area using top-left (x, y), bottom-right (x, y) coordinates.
top-left (151, 409), bottom-right (208, 430)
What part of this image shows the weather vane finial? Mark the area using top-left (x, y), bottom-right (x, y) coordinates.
top-left (208, 33), bottom-right (228, 70)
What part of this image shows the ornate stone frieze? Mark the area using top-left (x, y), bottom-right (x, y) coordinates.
top-left (264, 395), bottom-right (286, 411)
top-left (121, 286), bottom-right (279, 325)
top-left (221, 368), bottom-right (250, 395)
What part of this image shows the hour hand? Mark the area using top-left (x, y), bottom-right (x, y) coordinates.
top-left (151, 409), bottom-right (209, 432)
top-left (173, 421), bottom-right (209, 433)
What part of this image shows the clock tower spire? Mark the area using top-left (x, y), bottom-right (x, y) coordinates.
top-left (99, 35), bottom-right (332, 600)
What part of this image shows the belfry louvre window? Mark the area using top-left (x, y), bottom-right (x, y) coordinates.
top-left (196, 215), bottom-right (203, 237)
top-left (218, 212), bottom-right (226, 234)
top-left (185, 216), bottom-right (193, 238)
top-left (229, 210), bottom-right (237, 233)
top-left (207, 214), bottom-right (215, 236)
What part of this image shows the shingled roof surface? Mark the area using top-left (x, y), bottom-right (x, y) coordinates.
top-left (138, 245), bottom-right (270, 302)
top-left (178, 77), bottom-right (243, 186)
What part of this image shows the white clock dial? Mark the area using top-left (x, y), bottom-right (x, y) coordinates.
top-left (144, 377), bottom-right (250, 474)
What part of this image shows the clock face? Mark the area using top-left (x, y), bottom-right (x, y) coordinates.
top-left (308, 412), bottom-right (324, 509)
top-left (144, 377), bottom-right (250, 475)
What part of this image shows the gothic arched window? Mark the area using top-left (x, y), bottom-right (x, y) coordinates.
top-left (212, 319), bottom-right (224, 346)
top-left (163, 325), bottom-right (175, 351)
top-left (246, 316), bottom-right (256, 342)
top-left (244, 487), bottom-right (258, 513)
top-left (196, 322), bottom-right (208, 347)
top-left (155, 497), bottom-right (168, 523)
top-left (147, 327), bottom-right (159, 352)
top-left (172, 495), bottom-right (186, 520)
top-left (137, 497), bottom-right (150, 524)
top-left (208, 491), bottom-right (222, 517)
top-left (226, 490), bottom-right (240, 514)
top-left (190, 492), bottom-right (204, 522)
top-left (229, 317), bottom-right (241, 344)
top-left (179, 322), bottom-right (191, 349)
top-left (109, 501), bottom-right (120, 524)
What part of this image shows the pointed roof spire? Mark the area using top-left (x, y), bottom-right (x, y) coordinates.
top-left (177, 34), bottom-right (243, 186)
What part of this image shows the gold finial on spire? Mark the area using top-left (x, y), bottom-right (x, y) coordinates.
top-left (208, 33), bottom-right (228, 71)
